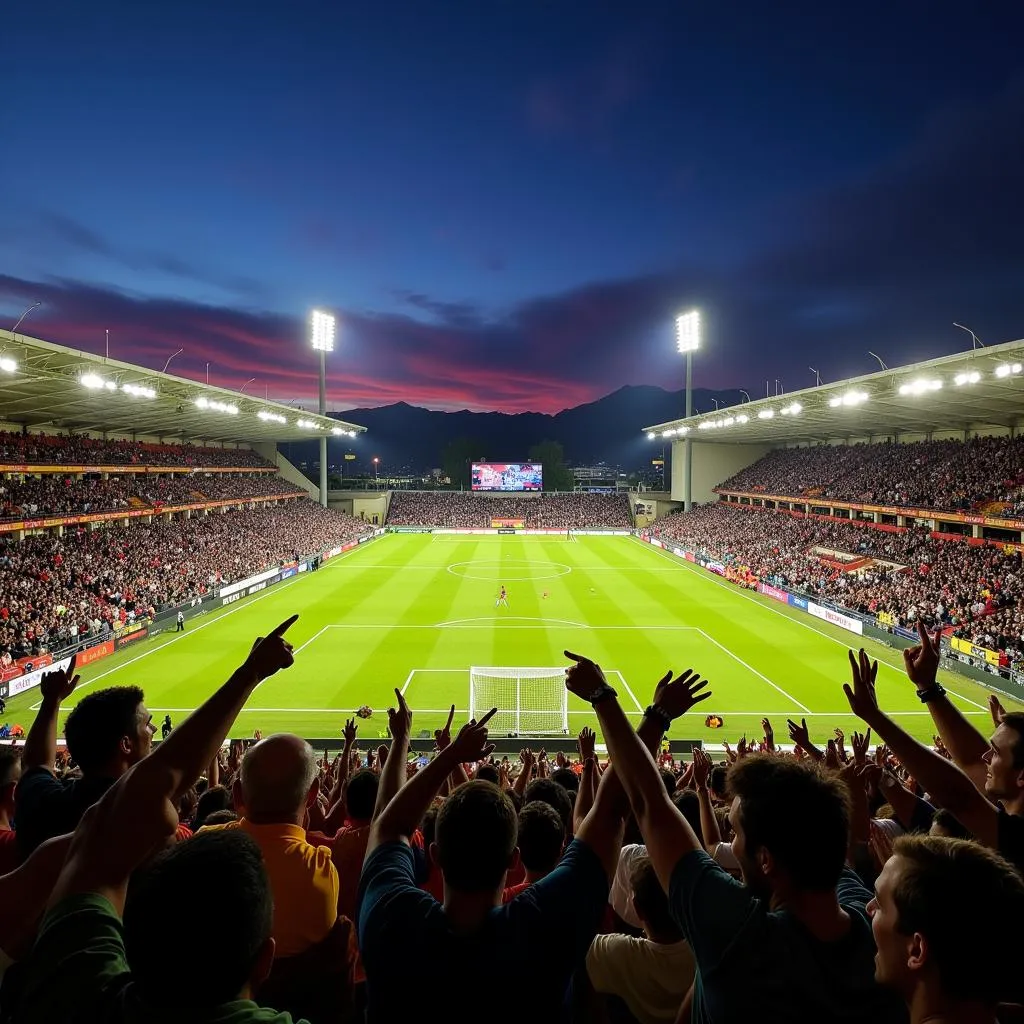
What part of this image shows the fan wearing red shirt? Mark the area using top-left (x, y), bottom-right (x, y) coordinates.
top-left (501, 801), bottom-right (564, 903)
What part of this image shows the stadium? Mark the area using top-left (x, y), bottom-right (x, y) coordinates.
top-left (4, 316), bottom-right (1024, 1023)
top-left (2, 325), bottom-right (1022, 749)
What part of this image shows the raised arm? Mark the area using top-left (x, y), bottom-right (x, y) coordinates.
top-left (691, 748), bottom-right (722, 850)
top-left (904, 622), bottom-right (989, 789)
top-left (368, 710), bottom-right (495, 853)
top-left (844, 647), bottom-right (999, 848)
top-left (22, 657), bottom-right (79, 772)
top-left (573, 728), bottom-right (598, 831)
top-left (370, 690), bottom-right (413, 826)
top-left (434, 704), bottom-right (469, 790)
top-left (564, 652), bottom-right (710, 891)
top-left (48, 616), bottom-right (298, 912)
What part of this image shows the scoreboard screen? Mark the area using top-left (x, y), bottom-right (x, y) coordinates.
top-left (471, 462), bottom-right (543, 491)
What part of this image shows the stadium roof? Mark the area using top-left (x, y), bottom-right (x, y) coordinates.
top-left (0, 329), bottom-right (366, 444)
top-left (643, 337), bottom-right (1024, 445)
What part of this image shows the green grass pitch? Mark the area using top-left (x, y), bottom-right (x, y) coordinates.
top-left (9, 534), bottom-right (1020, 748)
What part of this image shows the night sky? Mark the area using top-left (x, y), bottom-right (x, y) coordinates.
top-left (3, 2), bottom-right (1023, 414)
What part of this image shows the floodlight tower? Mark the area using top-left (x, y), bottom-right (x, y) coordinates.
top-left (310, 310), bottom-right (336, 507)
top-left (676, 310), bottom-right (700, 511)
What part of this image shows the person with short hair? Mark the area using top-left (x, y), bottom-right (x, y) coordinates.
top-left (358, 692), bottom-right (625, 1024)
top-left (201, 732), bottom-right (338, 957)
top-left (869, 834), bottom-right (1024, 1022)
top-left (502, 800), bottom-right (565, 901)
top-left (17, 663), bottom-right (155, 857)
top-left (566, 654), bottom-right (905, 1024)
top-left (586, 854), bottom-right (695, 1024)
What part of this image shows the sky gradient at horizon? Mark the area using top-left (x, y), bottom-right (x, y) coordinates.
top-left (3, 2), bottom-right (1024, 413)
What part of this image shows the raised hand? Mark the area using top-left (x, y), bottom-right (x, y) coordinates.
top-left (691, 746), bottom-right (713, 789)
top-left (850, 728), bottom-right (872, 767)
top-left (577, 727), bottom-right (596, 763)
top-left (902, 620), bottom-right (941, 692)
top-left (376, 743), bottom-right (389, 769)
top-left (824, 738), bottom-right (841, 771)
top-left (736, 735), bottom-right (748, 759)
top-left (40, 655), bottom-right (79, 703)
top-left (652, 668), bottom-right (713, 720)
top-left (343, 718), bottom-right (358, 747)
top-left (563, 651), bottom-right (610, 701)
top-left (989, 693), bottom-right (1007, 727)
top-left (434, 704), bottom-right (456, 750)
top-left (833, 728), bottom-right (847, 761)
top-left (555, 751), bottom-right (567, 768)
top-left (787, 716), bottom-right (811, 750)
top-left (843, 648), bottom-right (881, 723)
top-left (868, 819), bottom-right (895, 871)
top-left (722, 740), bottom-right (736, 764)
top-left (449, 709), bottom-right (497, 762)
top-left (761, 717), bottom-right (775, 751)
top-left (387, 688), bottom-right (412, 741)
top-left (245, 615), bottom-right (298, 680)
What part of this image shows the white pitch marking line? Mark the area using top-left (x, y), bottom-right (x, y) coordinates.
top-left (635, 538), bottom-right (993, 712)
top-left (400, 670), bottom-right (415, 695)
top-left (609, 669), bottom-right (645, 713)
top-left (696, 628), bottom-right (812, 715)
top-left (137, 706), bottom-right (989, 717)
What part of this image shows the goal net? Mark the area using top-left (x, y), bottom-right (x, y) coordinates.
top-left (469, 666), bottom-right (569, 735)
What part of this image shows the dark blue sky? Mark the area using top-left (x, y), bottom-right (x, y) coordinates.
top-left (3, 2), bottom-right (1023, 412)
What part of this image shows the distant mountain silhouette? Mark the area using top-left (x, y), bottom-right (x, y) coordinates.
top-left (280, 385), bottom-right (745, 473)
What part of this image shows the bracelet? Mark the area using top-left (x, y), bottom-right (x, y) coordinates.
top-left (918, 684), bottom-right (946, 703)
top-left (644, 704), bottom-right (673, 732)
top-left (588, 683), bottom-right (618, 706)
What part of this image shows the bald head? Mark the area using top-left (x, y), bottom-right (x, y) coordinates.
top-left (239, 734), bottom-right (318, 823)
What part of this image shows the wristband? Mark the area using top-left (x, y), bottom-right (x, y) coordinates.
top-left (588, 683), bottom-right (618, 706)
top-left (644, 704), bottom-right (673, 732)
top-left (918, 684), bottom-right (946, 703)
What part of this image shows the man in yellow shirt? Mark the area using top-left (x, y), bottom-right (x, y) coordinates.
top-left (203, 733), bottom-right (338, 957)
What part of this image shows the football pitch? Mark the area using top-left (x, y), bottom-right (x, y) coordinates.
top-left (11, 534), bottom-right (1019, 747)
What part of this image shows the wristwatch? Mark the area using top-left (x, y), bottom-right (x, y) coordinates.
top-left (644, 704), bottom-right (673, 732)
top-left (917, 684), bottom-right (946, 703)
top-left (587, 683), bottom-right (618, 705)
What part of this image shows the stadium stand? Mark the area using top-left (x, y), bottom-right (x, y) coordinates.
top-left (0, 501), bottom-right (373, 660)
top-left (0, 431), bottom-right (273, 469)
top-left (653, 502), bottom-right (1024, 664)
top-left (717, 434), bottom-right (1024, 515)
top-left (387, 491), bottom-right (632, 529)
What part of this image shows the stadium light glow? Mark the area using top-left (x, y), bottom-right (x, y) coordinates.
top-left (898, 378), bottom-right (942, 396)
top-left (195, 397), bottom-right (239, 415)
top-left (954, 371), bottom-right (981, 386)
top-left (333, 427), bottom-right (357, 437)
top-left (120, 382), bottom-right (156, 398)
top-left (828, 389), bottom-right (869, 408)
top-left (675, 310), bottom-right (700, 353)
top-left (723, 416), bottom-right (734, 426)
top-left (995, 363), bottom-right (1023, 378)
top-left (677, 425), bottom-right (689, 434)
top-left (310, 310), bottom-right (336, 353)
top-left (697, 421), bottom-right (712, 430)
top-left (646, 431), bottom-right (656, 440)
top-left (81, 373), bottom-right (116, 391)
top-left (660, 429), bottom-right (674, 438)
top-left (0, 357), bottom-right (16, 373)
top-left (296, 418), bottom-right (318, 429)
top-left (736, 414), bottom-right (749, 424)
top-left (780, 402), bottom-right (802, 416)
top-left (257, 410), bottom-right (287, 424)
top-left (757, 409), bottom-right (775, 419)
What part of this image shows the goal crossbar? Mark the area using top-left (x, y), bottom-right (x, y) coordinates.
top-left (469, 665), bottom-right (569, 736)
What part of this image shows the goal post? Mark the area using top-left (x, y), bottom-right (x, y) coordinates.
top-left (469, 666), bottom-right (569, 735)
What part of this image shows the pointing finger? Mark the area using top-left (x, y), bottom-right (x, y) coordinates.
top-left (270, 614), bottom-right (299, 638)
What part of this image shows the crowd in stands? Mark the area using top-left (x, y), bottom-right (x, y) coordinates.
top-left (1, 618), bottom-right (1022, 1024)
top-left (0, 431), bottom-right (272, 469)
top-left (718, 434), bottom-right (1024, 514)
top-left (387, 491), bottom-right (632, 529)
top-left (0, 471), bottom-right (302, 521)
top-left (0, 501), bottom-right (372, 660)
top-left (654, 502), bottom-right (1024, 663)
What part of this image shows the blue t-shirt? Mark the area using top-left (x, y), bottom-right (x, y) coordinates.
top-left (669, 850), bottom-right (906, 1024)
top-left (358, 838), bottom-right (608, 1024)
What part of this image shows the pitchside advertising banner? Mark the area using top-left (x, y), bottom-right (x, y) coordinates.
top-left (8, 655), bottom-right (74, 697)
top-left (806, 601), bottom-right (864, 636)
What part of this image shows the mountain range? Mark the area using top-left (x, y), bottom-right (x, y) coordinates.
top-left (279, 385), bottom-right (744, 474)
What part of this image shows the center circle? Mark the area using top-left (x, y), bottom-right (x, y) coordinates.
top-left (447, 559), bottom-right (573, 582)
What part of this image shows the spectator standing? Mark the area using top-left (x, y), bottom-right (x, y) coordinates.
top-left (176, 610), bottom-right (185, 632)
top-left (869, 834), bottom-right (1024, 1023)
top-left (201, 733), bottom-right (339, 957)
top-left (16, 661), bottom-right (155, 858)
top-left (564, 654), bottom-right (906, 1024)
top-left (0, 747), bottom-right (21, 874)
